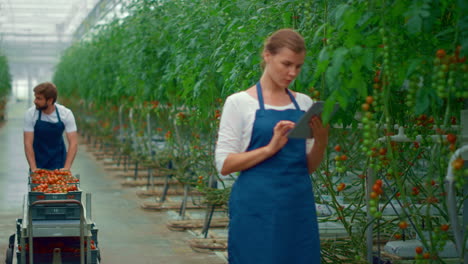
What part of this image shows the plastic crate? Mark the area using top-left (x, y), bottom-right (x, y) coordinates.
top-left (90, 248), bottom-right (100, 264)
top-left (28, 184), bottom-right (82, 203)
top-left (30, 205), bottom-right (81, 220)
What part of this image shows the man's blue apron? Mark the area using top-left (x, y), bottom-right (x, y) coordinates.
top-left (228, 82), bottom-right (320, 264)
top-left (33, 107), bottom-right (66, 170)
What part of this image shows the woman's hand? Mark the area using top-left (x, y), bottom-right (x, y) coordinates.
top-left (309, 116), bottom-right (329, 147)
top-left (266, 120), bottom-right (295, 155)
top-left (220, 120), bottom-right (295, 175)
top-left (307, 116), bottom-right (329, 173)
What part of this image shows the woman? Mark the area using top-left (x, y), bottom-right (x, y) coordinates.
top-left (215, 29), bottom-right (328, 263)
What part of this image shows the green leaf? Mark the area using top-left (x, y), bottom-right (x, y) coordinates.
top-left (326, 47), bottom-right (348, 83)
top-left (414, 86), bottom-right (430, 114)
top-left (357, 11), bottom-right (373, 27)
top-left (334, 4), bottom-right (349, 27)
top-left (335, 89), bottom-right (349, 110)
top-left (406, 58), bottom-right (423, 77)
top-left (361, 50), bottom-right (374, 71)
top-left (349, 60), bottom-right (366, 97)
top-left (312, 23), bottom-right (328, 45)
top-left (406, 15), bottom-right (422, 34)
top-left (318, 47), bottom-right (330, 62)
top-left (322, 99), bottom-right (337, 124)
top-left (282, 11), bottom-right (292, 28)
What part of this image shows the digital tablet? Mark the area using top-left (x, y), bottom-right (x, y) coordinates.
top-left (288, 101), bottom-right (339, 139)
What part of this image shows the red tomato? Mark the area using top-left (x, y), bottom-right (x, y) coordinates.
top-left (337, 183), bottom-right (346, 192)
top-left (452, 158), bottom-right (464, 170)
top-left (398, 221), bottom-right (409, 229)
top-left (375, 179), bottom-right (383, 187)
top-left (446, 133), bottom-right (457, 144)
top-left (362, 103), bottom-right (370, 112)
top-left (440, 224), bottom-right (449, 232)
top-left (436, 49), bottom-right (446, 58)
top-left (415, 246), bottom-right (423, 254)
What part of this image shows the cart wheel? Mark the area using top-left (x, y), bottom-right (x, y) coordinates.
top-left (5, 233), bottom-right (14, 264)
top-left (5, 248), bottom-right (13, 264)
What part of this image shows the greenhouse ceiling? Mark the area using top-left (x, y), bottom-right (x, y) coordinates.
top-left (0, 0), bottom-right (126, 80)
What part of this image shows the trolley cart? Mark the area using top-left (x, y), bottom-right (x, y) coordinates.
top-left (15, 194), bottom-right (100, 264)
top-left (28, 199), bottom-right (86, 264)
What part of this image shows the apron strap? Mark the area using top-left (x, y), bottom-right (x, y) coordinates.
top-left (36, 105), bottom-right (61, 122)
top-left (256, 82), bottom-right (301, 111)
top-left (55, 106), bottom-right (62, 123)
top-left (256, 82), bottom-right (265, 110)
top-left (286, 89), bottom-right (301, 111)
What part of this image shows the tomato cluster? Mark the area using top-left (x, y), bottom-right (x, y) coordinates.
top-left (333, 144), bottom-right (348, 173)
top-left (308, 86), bottom-right (321, 100)
top-left (434, 46), bottom-right (468, 100)
top-left (361, 96), bottom-right (379, 162)
top-left (31, 183), bottom-right (78, 194)
top-left (30, 169), bottom-right (79, 194)
top-left (369, 179), bottom-right (384, 218)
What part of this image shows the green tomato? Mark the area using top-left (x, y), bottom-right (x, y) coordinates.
top-left (447, 78), bottom-right (454, 86)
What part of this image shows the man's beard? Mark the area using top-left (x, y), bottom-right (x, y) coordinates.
top-left (36, 103), bottom-right (48, 111)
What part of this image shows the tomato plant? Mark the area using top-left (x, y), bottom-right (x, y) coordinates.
top-left (51, 0), bottom-right (467, 263)
top-left (0, 52), bottom-right (11, 120)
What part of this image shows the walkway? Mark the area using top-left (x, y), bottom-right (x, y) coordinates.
top-left (0, 99), bottom-right (226, 264)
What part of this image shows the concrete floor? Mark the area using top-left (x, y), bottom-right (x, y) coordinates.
top-left (0, 100), bottom-right (226, 264)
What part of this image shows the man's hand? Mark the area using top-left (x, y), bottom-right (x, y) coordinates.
top-left (63, 131), bottom-right (78, 171)
top-left (24, 131), bottom-right (38, 173)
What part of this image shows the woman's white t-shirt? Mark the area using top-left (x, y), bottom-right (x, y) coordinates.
top-left (23, 103), bottom-right (77, 133)
top-left (215, 91), bottom-right (314, 176)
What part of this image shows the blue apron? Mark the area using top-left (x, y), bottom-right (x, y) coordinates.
top-left (33, 107), bottom-right (67, 170)
top-left (228, 82), bottom-right (320, 264)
